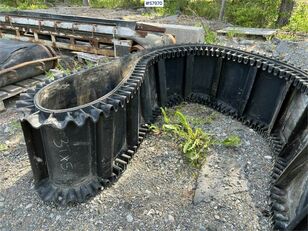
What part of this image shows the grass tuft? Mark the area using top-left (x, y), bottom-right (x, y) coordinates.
top-left (0, 143), bottom-right (8, 152)
top-left (222, 134), bottom-right (241, 147)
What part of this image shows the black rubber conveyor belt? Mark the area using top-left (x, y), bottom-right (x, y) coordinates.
top-left (0, 39), bottom-right (57, 87)
top-left (17, 44), bottom-right (307, 230)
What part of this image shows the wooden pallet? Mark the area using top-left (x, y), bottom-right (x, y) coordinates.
top-left (0, 75), bottom-right (48, 112)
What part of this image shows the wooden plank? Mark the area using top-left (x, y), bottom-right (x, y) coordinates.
top-left (217, 27), bottom-right (277, 37)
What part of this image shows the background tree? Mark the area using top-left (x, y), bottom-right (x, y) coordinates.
top-left (83, 0), bottom-right (90, 6)
top-left (276, 0), bottom-right (295, 27)
top-left (219, 0), bottom-right (226, 21)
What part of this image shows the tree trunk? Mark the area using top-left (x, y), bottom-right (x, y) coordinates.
top-left (276, 0), bottom-right (295, 27)
top-left (219, 0), bottom-right (227, 21)
top-left (12, 0), bottom-right (18, 7)
top-left (83, 0), bottom-right (90, 6)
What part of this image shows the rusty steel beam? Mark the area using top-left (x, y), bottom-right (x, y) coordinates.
top-left (0, 15), bottom-right (137, 38)
top-left (0, 24), bottom-right (114, 44)
top-left (3, 11), bottom-right (137, 29)
top-left (0, 11), bottom-right (174, 56)
top-left (1, 33), bottom-right (115, 56)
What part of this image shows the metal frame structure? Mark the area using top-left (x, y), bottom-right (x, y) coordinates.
top-left (0, 11), bottom-right (173, 56)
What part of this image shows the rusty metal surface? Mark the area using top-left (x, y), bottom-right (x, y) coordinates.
top-left (0, 11), bottom-right (175, 56)
top-left (3, 11), bottom-right (137, 29)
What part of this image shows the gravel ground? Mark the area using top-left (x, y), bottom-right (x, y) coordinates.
top-left (217, 37), bottom-right (308, 70)
top-left (0, 102), bottom-right (273, 231)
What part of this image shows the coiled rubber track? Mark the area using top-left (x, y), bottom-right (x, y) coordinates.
top-left (17, 44), bottom-right (307, 230)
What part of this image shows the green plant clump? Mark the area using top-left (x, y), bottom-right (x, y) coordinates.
top-left (90, 0), bottom-right (141, 8)
top-left (161, 108), bottom-right (215, 168)
top-left (275, 32), bottom-right (298, 41)
top-left (151, 107), bottom-right (242, 168)
top-left (0, 143), bottom-right (8, 152)
top-left (0, 0), bottom-right (48, 10)
top-left (222, 134), bottom-right (241, 147)
top-left (45, 70), bottom-right (55, 80)
top-left (226, 0), bottom-right (280, 28)
top-left (203, 26), bottom-right (218, 44)
top-left (57, 63), bottom-right (71, 75)
top-left (186, 0), bottom-right (220, 20)
top-left (283, 2), bottom-right (308, 33)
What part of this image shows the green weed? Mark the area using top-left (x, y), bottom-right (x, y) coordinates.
top-left (283, 2), bottom-right (308, 33)
top-left (66, 0), bottom-right (83, 6)
top-left (160, 108), bottom-right (215, 168)
top-left (45, 70), bottom-right (55, 80)
top-left (90, 0), bottom-right (141, 8)
top-left (57, 63), bottom-right (71, 76)
top-left (204, 27), bottom-right (218, 44)
top-left (149, 124), bottom-right (160, 134)
top-left (0, 143), bottom-right (8, 152)
top-left (84, 60), bottom-right (95, 68)
top-left (0, 4), bottom-right (15, 11)
top-left (17, 3), bottom-right (47, 10)
top-left (186, 6), bottom-right (218, 45)
top-left (275, 31), bottom-right (298, 41)
top-left (222, 134), bottom-right (241, 147)
top-left (187, 0), bottom-right (219, 20)
top-left (226, 29), bottom-right (241, 39)
top-left (0, 0), bottom-right (48, 10)
top-left (150, 107), bottom-right (242, 168)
